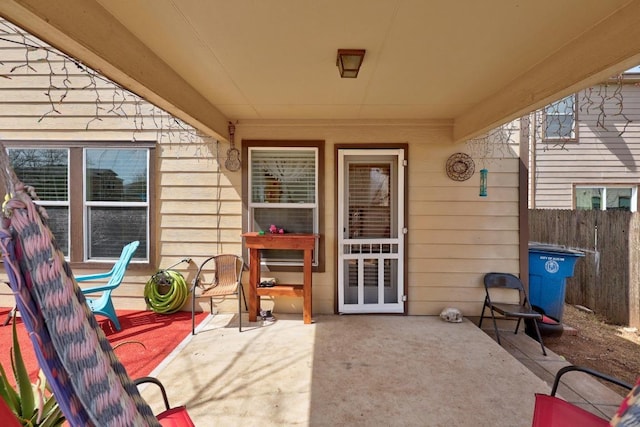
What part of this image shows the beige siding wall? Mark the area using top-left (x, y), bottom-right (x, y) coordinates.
top-left (0, 21), bottom-right (244, 310)
top-left (531, 82), bottom-right (640, 209)
top-left (238, 122), bottom-right (520, 316)
top-left (0, 22), bottom-right (522, 317)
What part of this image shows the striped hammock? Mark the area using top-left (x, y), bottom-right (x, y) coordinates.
top-left (0, 146), bottom-right (161, 426)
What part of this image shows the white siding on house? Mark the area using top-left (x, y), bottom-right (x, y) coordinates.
top-left (531, 81), bottom-right (640, 210)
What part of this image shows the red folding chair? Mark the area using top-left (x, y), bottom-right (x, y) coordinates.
top-left (532, 365), bottom-right (637, 427)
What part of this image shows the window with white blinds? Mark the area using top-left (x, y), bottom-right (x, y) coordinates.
top-left (8, 145), bottom-right (150, 262)
top-left (9, 148), bottom-right (70, 255)
top-left (85, 148), bottom-right (149, 259)
top-left (249, 147), bottom-right (318, 265)
top-left (348, 163), bottom-right (392, 239)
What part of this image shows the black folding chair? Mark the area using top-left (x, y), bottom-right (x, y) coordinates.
top-left (479, 272), bottom-right (547, 356)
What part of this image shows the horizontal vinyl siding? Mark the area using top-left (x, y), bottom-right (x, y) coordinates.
top-left (409, 143), bottom-right (520, 315)
top-left (0, 20), bottom-right (522, 317)
top-left (533, 83), bottom-right (640, 209)
top-left (0, 21), bottom-right (241, 311)
top-left (238, 123), bottom-right (521, 317)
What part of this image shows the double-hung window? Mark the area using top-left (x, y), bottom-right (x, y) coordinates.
top-left (8, 148), bottom-right (70, 254)
top-left (84, 148), bottom-right (149, 259)
top-left (8, 144), bottom-right (152, 264)
top-left (543, 95), bottom-right (577, 141)
top-left (247, 143), bottom-right (321, 266)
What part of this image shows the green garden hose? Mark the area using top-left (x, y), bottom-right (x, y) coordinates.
top-left (144, 269), bottom-right (189, 314)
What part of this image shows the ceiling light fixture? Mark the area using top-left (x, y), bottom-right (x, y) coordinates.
top-left (336, 49), bottom-right (366, 78)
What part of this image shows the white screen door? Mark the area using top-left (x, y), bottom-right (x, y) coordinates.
top-left (338, 149), bottom-right (405, 314)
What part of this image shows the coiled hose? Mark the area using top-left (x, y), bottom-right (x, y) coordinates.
top-left (144, 269), bottom-right (189, 314)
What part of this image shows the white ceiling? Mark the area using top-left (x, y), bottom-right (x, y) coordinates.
top-left (3, 0), bottom-right (640, 142)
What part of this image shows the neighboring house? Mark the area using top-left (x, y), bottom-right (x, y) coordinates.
top-left (528, 72), bottom-right (640, 211)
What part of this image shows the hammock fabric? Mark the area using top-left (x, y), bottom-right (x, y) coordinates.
top-left (0, 149), bottom-right (160, 425)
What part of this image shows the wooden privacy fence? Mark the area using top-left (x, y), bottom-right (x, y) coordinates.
top-left (529, 209), bottom-right (640, 328)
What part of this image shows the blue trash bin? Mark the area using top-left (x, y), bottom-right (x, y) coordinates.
top-left (527, 243), bottom-right (584, 336)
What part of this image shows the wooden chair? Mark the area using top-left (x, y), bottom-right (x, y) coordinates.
top-left (479, 272), bottom-right (547, 355)
top-left (191, 254), bottom-right (248, 334)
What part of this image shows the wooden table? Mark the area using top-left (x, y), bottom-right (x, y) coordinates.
top-left (242, 232), bottom-right (317, 324)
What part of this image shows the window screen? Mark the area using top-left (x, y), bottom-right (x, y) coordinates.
top-left (249, 148), bottom-right (318, 264)
top-left (348, 162), bottom-right (392, 239)
top-left (545, 96), bottom-right (576, 140)
top-left (85, 148), bottom-right (148, 259)
top-left (9, 148), bottom-right (70, 255)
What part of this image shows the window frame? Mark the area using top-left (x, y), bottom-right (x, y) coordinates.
top-left (574, 185), bottom-right (637, 212)
top-left (543, 95), bottom-right (578, 143)
top-left (83, 147), bottom-right (151, 261)
top-left (6, 141), bottom-right (155, 270)
top-left (242, 140), bottom-right (325, 272)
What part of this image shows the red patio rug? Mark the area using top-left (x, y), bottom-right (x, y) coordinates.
top-left (0, 307), bottom-right (208, 385)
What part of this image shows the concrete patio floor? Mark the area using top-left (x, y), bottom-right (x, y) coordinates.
top-left (139, 313), bottom-right (558, 426)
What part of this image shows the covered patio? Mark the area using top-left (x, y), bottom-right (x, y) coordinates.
top-left (0, 2), bottom-right (638, 424)
top-left (138, 314), bottom-right (623, 426)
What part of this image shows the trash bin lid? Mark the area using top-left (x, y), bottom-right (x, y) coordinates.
top-left (528, 242), bottom-right (585, 257)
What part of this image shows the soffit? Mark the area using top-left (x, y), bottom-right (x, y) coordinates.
top-left (3, 0), bottom-right (640, 142)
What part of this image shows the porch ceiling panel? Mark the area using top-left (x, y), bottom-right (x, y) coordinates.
top-left (2, 0), bottom-right (640, 143)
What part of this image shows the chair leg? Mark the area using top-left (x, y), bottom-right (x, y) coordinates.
top-left (514, 318), bottom-right (522, 334)
top-left (191, 290), bottom-right (196, 335)
top-left (110, 315), bottom-right (122, 332)
top-left (478, 303), bottom-right (487, 328)
top-left (106, 307), bottom-right (122, 332)
top-left (531, 318), bottom-right (547, 356)
top-left (238, 285), bottom-right (242, 333)
top-left (241, 283), bottom-right (248, 311)
top-left (102, 299), bottom-right (121, 331)
top-left (489, 310), bottom-right (502, 345)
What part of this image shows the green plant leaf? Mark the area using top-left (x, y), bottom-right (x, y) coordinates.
top-left (0, 321), bottom-right (64, 426)
top-left (39, 397), bottom-right (65, 427)
top-left (0, 362), bottom-right (20, 414)
top-left (10, 317), bottom-right (35, 419)
top-left (38, 404), bottom-right (65, 427)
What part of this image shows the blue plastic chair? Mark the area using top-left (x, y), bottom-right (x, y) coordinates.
top-left (76, 240), bottom-right (140, 331)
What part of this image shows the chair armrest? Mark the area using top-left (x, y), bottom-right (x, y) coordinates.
top-left (551, 365), bottom-right (633, 396)
top-left (80, 284), bottom-right (115, 294)
top-left (76, 271), bottom-right (112, 282)
top-left (134, 376), bottom-right (171, 411)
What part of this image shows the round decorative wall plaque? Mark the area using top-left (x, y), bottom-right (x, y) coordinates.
top-left (445, 152), bottom-right (475, 181)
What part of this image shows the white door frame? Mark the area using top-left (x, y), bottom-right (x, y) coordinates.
top-left (337, 148), bottom-right (406, 314)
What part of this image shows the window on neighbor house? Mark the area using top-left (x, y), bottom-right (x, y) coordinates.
top-left (544, 95), bottom-right (577, 141)
top-left (8, 145), bottom-right (152, 263)
top-left (247, 144), bottom-right (320, 266)
top-left (575, 186), bottom-right (636, 212)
